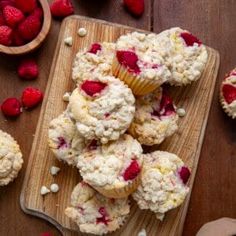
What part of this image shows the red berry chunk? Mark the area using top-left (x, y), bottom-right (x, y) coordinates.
top-left (3, 6), bottom-right (24, 28)
top-left (88, 43), bottom-right (102, 54)
top-left (15, 0), bottom-right (37, 14)
top-left (81, 80), bottom-right (107, 97)
top-left (17, 59), bottom-right (39, 80)
top-left (96, 207), bottom-right (110, 225)
top-left (57, 137), bottom-right (68, 149)
top-left (0, 12), bottom-right (5, 26)
top-left (123, 0), bottom-right (144, 17)
top-left (12, 30), bottom-right (25, 46)
top-left (0, 25), bottom-right (12, 46)
top-left (178, 166), bottom-right (191, 184)
top-left (21, 87), bottom-right (43, 109)
top-left (123, 159), bottom-right (140, 181)
top-left (50, 0), bottom-right (74, 18)
top-left (180, 32), bottom-right (202, 47)
top-left (116, 50), bottom-right (140, 74)
top-left (1, 98), bottom-right (22, 117)
top-left (222, 84), bottom-right (236, 104)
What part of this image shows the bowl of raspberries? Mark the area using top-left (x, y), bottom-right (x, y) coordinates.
top-left (0, 0), bottom-right (51, 55)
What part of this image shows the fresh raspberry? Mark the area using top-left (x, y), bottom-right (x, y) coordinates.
top-left (123, 0), bottom-right (144, 17)
top-left (81, 80), bottom-right (107, 97)
top-left (57, 137), bottom-right (68, 149)
top-left (32, 7), bottom-right (43, 21)
top-left (15, 0), bottom-right (37, 14)
top-left (96, 207), bottom-right (110, 225)
top-left (17, 59), bottom-right (39, 80)
top-left (222, 84), bottom-right (236, 104)
top-left (0, 25), bottom-right (12, 46)
top-left (3, 6), bottom-right (24, 28)
top-left (123, 159), bottom-right (140, 181)
top-left (178, 166), bottom-right (191, 184)
top-left (88, 43), bottom-right (102, 54)
top-left (50, 0), bottom-right (74, 18)
top-left (1, 98), bottom-right (22, 117)
top-left (21, 87), bottom-right (43, 109)
top-left (12, 30), bottom-right (24, 46)
top-left (0, 0), bottom-right (15, 9)
top-left (180, 32), bottom-right (202, 47)
top-left (18, 14), bottom-right (42, 41)
top-left (116, 50), bottom-right (140, 74)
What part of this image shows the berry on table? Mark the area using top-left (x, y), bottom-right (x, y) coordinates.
top-left (21, 87), bottom-right (43, 109)
top-left (1, 98), bottom-right (22, 117)
top-left (17, 58), bottom-right (39, 80)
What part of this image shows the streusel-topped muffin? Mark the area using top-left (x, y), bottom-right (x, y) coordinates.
top-left (112, 32), bottom-right (171, 95)
top-left (72, 42), bottom-right (115, 85)
top-left (153, 27), bottom-right (208, 86)
top-left (0, 129), bottom-right (23, 186)
top-left (128, 87), bottom-right (178, 146)
top-left (77, 134), bottom-right (143, 198)
top-left (133, 151), bottom-right (190, 220)
top-left (65, 182), bottom-right (130, 235)
top-left (220, 68), bottom-right (236, 119)
top-left (68, 75), bottom-right (135, 144)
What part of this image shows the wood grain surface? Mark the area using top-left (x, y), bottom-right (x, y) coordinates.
top-left (0, 1), bottom-right (235, 236)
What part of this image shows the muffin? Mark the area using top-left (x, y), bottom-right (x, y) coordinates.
top-left (77, 134), bottom-right (143, 198)
top-left (72, 42), bottom-right (115, 85)
top-left (128, 87), bottom-right (178, 146)
top-left (65, 182), bottom-right (130, 235)
top-left (153, 27), bottom-right (208, 86)
top-left (0, 129), bottom-right (23, 186)
top-left (112, 32), bottom-right (171, 95)
top-left (220, 68), bottom-right (236, 119)
top-left (48, 111), bottom-right (96, 166)
top-left (68, 75), bottom-right (135, 144)
top-left (133, 151), bottom-right (190, 220)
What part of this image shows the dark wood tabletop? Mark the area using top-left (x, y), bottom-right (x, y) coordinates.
top-left (0, 0), bottom-right (235, 235)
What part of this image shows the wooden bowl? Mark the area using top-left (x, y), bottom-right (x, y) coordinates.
top-left (0, 0), bottom-right (51, 55)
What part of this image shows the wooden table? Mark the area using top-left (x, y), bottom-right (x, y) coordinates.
top-left (0, 1), bottom-right (235, 235)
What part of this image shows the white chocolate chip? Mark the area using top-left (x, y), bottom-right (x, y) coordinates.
top-left (177, 108), bottom-right (186, 117)
top-left (64, 36), bottom-right (73, 46)
top-left (50, 166), bottom-right (60, 176)
top-left (138, 229), bottom-right (147, 236)
top-left (62, 92), bottom-right (71, 102)
top-left (50, 183), bottom-right (59, 193)
top-left (77, 27), bottom-right (87, 37)
top-left (40, 186), bottom-right (50, 195)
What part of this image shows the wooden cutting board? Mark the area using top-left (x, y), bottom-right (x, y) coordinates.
top-left (20, 15), bottom-right (220, 236)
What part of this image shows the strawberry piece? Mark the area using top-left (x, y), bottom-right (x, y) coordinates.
top-left (50, 0), bottom-right (74, 18)
top-left (180, 32), bottom-right (202, 47)
top-left (12, 30), bottom-right (24, 46)
top-left (18, 13), bottom-right (41, 41)
top-left (21, 87), bottom-right (43, 109)
top-left (3, 6), bottom-right (24, 28)
top-left (88, 43), bottom-right (102, 54)
top-left (116, 50), bottom-right (140, 74)
top-left (178, 166), bottom-right (191, 184)
top-left (17, 59), bottom-right (39, 80)
top-left (81, 80), bottom-right (107, 97)
top-left (222, 84), bottom-right (236, 104)
top-left (15, 0), bottom-right (37, 14)
top-left (123, 0), bottom-right (144, 17)
top-left (96, 207), bottom-right (110, 225)
top-left (0, 25), bottom-right (12, 46)
top-left (123, 159), bottom-right (140, 181)
top-left (0, 0), bottom-right (15, 9)
top-left (1, 98), bottom-right (22, 117)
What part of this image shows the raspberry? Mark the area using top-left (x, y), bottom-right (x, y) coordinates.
top-left (0, 12), bottom-right (5, 26)
top-left (178, 166), bottom-right (191, 184)
top-left (18, 14), bottom-right (42, 41)
top-left (116, 50), bottom-right (140, 74)
top-left (15, 0), bottom-right (37, 14)
top-left (123, 0), bottom-right (144, 17)
top-left (12, 30), bottom-right (24, 46)
top-left (88, 43), bottom-right (102, 54)
top-left (159, 93), bottom-right (176, 116)
top-left (1, 98), bottom-right (22, 117)
top-left (21, 87), bottom-right (43, 109)
top-left (17, 59), bottom-right (39, 80)
top-left (96, 207), bottom-right (110, 225)
top-left (81, 80), bottom-right (107, 97)
top-left (32, 7), bottom-right (43, 21)
top-left (180, 32), bottom-right (202, 47)
top-left (57, 137), bottom-right (68, 149)
top-left (0, 25), bottom-right (12, 46)
top-left (0, 0), bottom-right (15, 9)
top-left (50, 0), bottom-right (74, 18)
top-left (3, 6), bottom-right (24, 28)
top-left (222, 84), bottom-right (236, 104)
top-left (123, 159), bottom-right (140, 181)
